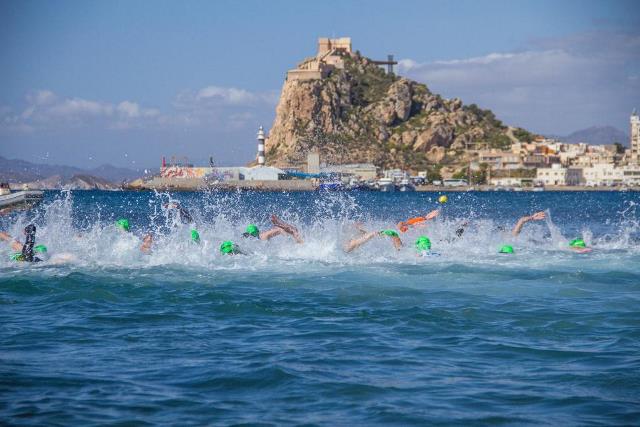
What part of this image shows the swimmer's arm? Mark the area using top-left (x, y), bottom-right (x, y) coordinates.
top-left (178, 207), bottom-right (193, 223)
top-left (390, 236), bottom-right (403, 251)
top-left (424, 209), bottom-right (440, 221)
top-left (512, 211), bottom-right (546, 236)
top-left (0, 232), bottom-right (23, 251)
top-left (455, 221), bottom-right (469, 238)
top-left (270, 215), bottom-right (304, 244)
top-left (140, 233), bottom-right (153, 253)
top-left (259, 228), bottom-right (284, 241)
top-left (344, 231), bottom-right (377, 253)
top-left (398, 210), bottom-right (440, 232)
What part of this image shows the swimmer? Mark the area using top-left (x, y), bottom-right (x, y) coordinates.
top-left (115, 218), bottom-right (130, 232)
top-left (568, 238), bottom-right (592, 253)
top-left (1, 224), bottom-right (46, 262)
top-left (0, 231), bottom-right (23, 252)
top-left (498, 245), bottom-right (514, 254)
top-left (344, 225), bottom-right (403, 253)
top-left (415, 236), bottom-right (439, 257)
top-left (164, 202), bottom-right (194, 224)
top-left (509, 211), bottom-right (592, 253)
top-left (115, 218), bottom-right (155, 254)
top-left (496, 211), bottom-right (546, 254)
top-left (453, 220), bottom-right (469, 239)
top-left (242, 215), bottom-right (304, 244)
top-left (140, 233), bottom-right (154, 254)
top-left (397, 209), bottom-right (440, 233)
top-left (220, 240), bottom-right (243, 255)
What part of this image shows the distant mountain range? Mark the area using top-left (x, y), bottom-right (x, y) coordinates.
top-left (0, 156), bottom-right (145, 184)
top-left (11, 174), bottom-right (121, 190)
top-left (553, 126), bottom-right (629, 146)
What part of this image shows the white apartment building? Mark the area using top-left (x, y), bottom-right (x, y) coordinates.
top-left (582, 164), bottom-right (623, 186)
top-left (622, 166), bottom-right (640, 186)
top-left (478, 150), bottom-right (522, 169)
top-left (536, 163), bottom-right (583, 186)
top-left (631, 110), bottom-right (640, 164)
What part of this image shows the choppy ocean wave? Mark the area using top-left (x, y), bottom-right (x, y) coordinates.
top-left (1, 190), bottom-right (640, 425)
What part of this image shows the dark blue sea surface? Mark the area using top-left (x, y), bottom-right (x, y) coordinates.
top-left (1, 190), bottom-right (639, 425)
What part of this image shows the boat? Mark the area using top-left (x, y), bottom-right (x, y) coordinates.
top-left (377, 177), bottom-right (395, 192)
top-left (0, 183), bottom-right (44, 211)
top-left (398, 178), bottom-right (415, 192)
top-left (318, 181), bottom-right (344, 191)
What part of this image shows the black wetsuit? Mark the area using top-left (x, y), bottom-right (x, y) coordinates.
top-left (178, 206), bottom-right (193, 224)
top-left (21, 224), bottom-right (41, 262)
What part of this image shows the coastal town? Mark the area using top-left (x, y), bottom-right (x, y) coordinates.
top-left (125, 109), bottom-right (640, 192)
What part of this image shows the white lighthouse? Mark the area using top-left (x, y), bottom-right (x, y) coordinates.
top-left (257, 126), bottom-right (266, 166)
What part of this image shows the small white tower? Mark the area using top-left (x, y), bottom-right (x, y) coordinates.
top-left (257, 126), bottom-right (266, 166)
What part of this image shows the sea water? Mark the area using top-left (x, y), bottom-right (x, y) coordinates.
top-left (1, 190), bottom-right (639, 425)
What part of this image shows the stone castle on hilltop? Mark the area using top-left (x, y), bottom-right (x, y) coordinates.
top-left (286, 37), bottom-right (397, 81)
top-left (286, 37), bottom-right (353, 81)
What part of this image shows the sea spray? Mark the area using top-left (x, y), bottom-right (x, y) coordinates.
top-left (2, 190), bottom-right (640, 425)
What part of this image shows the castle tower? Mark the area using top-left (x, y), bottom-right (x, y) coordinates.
top-left (257, 126), bottom-right (266, 166)
top-left (631, 109), bottom-right (640, 164)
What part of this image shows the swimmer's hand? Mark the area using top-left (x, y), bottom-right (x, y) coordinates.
top-left (354, 222), bottom-right (368, 234)
top-left (424, 209), bottom-right (440, 221)
top-left (529, 211), bottom-right (546, 221)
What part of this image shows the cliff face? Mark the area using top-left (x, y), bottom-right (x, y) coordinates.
top-left (267, 53), bottom-right (529, 170)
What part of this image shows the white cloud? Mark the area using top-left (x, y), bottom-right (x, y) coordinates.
top-left (171, 85), bottom-right (277, 129)
top-left (196, 86), bottom-right (257, 105)
top-left (48, 98), bottom-right (114, 117)
top-left (26, 90), bottom-right (57, 106)
top-left (397, 30), bottom-right (640, 134)
top-left (0, 93), bottom-right (159, 132)
top-left (115, 101), bottom-right (160, 120)
top-left (176, 85), bottom-right (277, 109)
top-left (0, 85), bottom-right (276, 133)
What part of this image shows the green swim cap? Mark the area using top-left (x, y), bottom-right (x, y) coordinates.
top-left (569, 238), bottom-right (586, 248)
top-left (415, 236), bottom-right (431, 251)
top-left (499, 245), bottom-right (514, 254)
top-left (34, 244), bottom-right (47, 253)
top-left (116, 218), bottom-right (130, 232)
top-left (10, 252), bottom-right (24, 261)
top-left (190, 229), bottom-right (200, 243)
top-left (380, 229), bottom-right (399, 238)
top-left (220, 240), bottom-right (239, 255)
top-left (245, 224), bottom-right (260, 237)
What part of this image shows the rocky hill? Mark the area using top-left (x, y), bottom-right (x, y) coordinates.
top-left (266, 50), bottom-right (535, 171)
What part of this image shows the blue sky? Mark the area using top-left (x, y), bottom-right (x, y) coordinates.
top-left (1, 0), bottom-right (638, 168)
